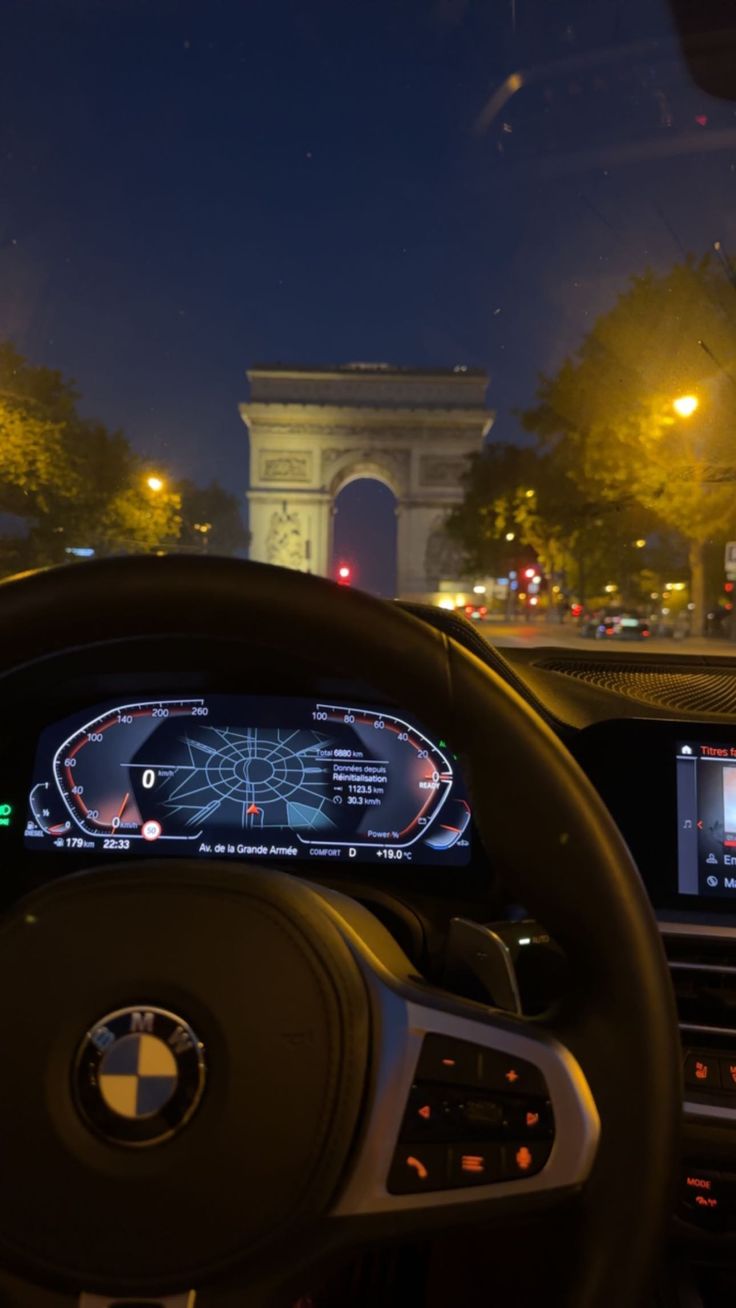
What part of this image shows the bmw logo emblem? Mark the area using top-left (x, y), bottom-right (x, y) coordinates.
top-left (74, 1007), bottom-right (206, 1146)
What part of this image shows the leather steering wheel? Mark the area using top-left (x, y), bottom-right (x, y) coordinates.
top-left (0, 556), bottom-right (680, 1307)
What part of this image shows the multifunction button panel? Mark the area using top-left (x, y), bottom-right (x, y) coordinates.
top-left (388, 1034), bottom-right (555, 1194)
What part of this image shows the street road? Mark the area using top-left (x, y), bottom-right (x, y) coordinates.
top-left (476, 621), bottom-right (734, 656)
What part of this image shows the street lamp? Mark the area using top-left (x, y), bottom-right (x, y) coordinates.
top-left (146, 474), bottom-right (165, 493)
top-left (505, 531), bottom-right (515, 541)
top-left (673, 394), bottom-right (699, 418)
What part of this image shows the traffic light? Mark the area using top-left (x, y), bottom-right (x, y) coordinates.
top-left (726, 581), bottom-right (734, 594)
top-left (337, 564), bottom-right (352, 586)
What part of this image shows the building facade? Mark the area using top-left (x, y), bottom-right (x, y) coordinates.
top-left (241, 364), bottom-right (492, 598)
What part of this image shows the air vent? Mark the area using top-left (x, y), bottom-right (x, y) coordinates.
top-left (663, 932), bottom-right (736, 1039)
top-left (536, 660), bottom-right (736, 716)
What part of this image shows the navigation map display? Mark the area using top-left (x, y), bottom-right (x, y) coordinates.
top-left (25, 695), bottom-right (472, 866)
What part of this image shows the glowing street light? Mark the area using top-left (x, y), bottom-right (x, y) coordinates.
top-left (505, 531), bottom-right (515, 541)
top-left (525, 488), bottom-right (535, 498)
top-left (673, 394), bottom-right (699, 418)
top-left (146, 474), bottom-right (165, 493)
top-left (634, 539), bottom-right (647, 549)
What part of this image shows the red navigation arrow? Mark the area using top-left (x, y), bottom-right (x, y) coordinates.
top-left (247, 804), bottom-right (261, 815)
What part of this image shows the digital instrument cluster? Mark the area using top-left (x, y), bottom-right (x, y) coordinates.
top-left (25, 694), bottom-right (472, 867)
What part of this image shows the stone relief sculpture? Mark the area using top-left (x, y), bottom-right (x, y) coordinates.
top-left (265, 508), bottom-right (304, 569)
top-left (419, 455), bottom-right (467, 487)
top-left (259, 453), bottom-right (311, 482)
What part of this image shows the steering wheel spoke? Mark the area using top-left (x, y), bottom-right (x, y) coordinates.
top-left (320, 889), bottom-right (599, 1224)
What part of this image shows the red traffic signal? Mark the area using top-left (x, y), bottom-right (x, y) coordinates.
top-left (726, 581), bottom-right (734, 594)
top-left (337, 564), bottom-right (352, 586)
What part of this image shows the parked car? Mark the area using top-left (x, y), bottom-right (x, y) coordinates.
top-left (584, 614), bottom-right (651, 641)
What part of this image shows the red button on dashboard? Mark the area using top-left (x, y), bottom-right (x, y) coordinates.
top-left (684, 1053), bottom-right (718, 1090)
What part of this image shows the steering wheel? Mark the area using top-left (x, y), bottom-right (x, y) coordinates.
top-left (0, 556), bottom-right (679, 1308)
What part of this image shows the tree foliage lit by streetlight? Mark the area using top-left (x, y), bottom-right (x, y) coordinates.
top-left (521, 253), bottom-right (736, 634)
top-left (0, 342), bottom-right (181, 571)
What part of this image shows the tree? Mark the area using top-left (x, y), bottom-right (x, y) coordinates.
top-left (0, 343), bottom-right (180, 572)
top-left (446, 445), bottom-right (539, 580)
top-left (446, 442), bottom-right (669, 611)
top-left (522, 254), bottom-right (736, 634)
top-left (177, 480), bottom-right (250, 556)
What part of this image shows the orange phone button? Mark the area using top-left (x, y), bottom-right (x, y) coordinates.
top-left (387, 1144), bottom-right (448, 1194)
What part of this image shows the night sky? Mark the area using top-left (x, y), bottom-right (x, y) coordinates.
top-left (3, 0), bottom-right (736, 591)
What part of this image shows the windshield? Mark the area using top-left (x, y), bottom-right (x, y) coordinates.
top-left (4, 0), bottom-right (736, 649)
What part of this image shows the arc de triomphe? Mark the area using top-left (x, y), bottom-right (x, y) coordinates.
top-left (240, 364), bottom-right (492, 597)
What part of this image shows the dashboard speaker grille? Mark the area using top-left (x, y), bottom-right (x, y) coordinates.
top-left (534, 660), bottom-right (736, 715)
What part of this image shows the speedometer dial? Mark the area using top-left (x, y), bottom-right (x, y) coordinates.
top-left (27, 694), bottom-right (472, 866)
top-left (53, 699), bottom-right (207, 840)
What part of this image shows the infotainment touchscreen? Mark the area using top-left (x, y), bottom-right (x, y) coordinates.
top-left (677, 742), bottom-right (736, 897)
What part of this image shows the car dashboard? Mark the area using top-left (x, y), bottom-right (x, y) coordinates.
top-left (494, 634), bottom-right (736, 1252)
top-left (4, 611), bottom-right (736, 1263)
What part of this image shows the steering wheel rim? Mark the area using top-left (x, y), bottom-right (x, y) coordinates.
top-left (0, 556), bottom-right (680, 1307)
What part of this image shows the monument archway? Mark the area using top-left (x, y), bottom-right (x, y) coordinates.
top-left (331, 472), bottom-right (398, 597)
top-left (240, 364), bottom-right (492, 598)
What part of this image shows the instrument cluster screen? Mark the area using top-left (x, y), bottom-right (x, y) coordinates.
top-left (25, 695), bottom-right (472, 867)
